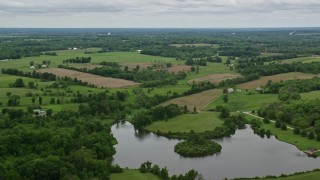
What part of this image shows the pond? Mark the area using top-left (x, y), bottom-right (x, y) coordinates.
top-left (112, 122), bottom-right (320, 179)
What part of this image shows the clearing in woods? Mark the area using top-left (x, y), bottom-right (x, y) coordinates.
top-left (37, 68), bottom-right (139, 88)
top-left (237, 72), bottom-right (319, 89)
top-left (160, 89), bottom-right (222, 111)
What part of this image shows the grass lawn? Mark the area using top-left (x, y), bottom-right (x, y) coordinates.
top-left (146, 112), bottom-right (223, 133)
top-left (111, 170), bottom-right (159, 180)
top-left (257, 170), bottom-right (320, 180)
top-left (245, 113), bottom-right (320, 152)
top-left (205, 91), bottom-right (278, 112)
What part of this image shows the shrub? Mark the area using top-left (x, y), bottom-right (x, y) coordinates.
top-left (281, 124), bottom-right (287, 130)
top-left (263, 118), bottom-right (270, 124)
top-left (308, 132), bottom-right (315, 139)
top-left (293, 127), bottom-right (300, 135)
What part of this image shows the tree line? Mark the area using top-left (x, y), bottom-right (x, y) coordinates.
top-left (63, 57), bottom-right (92, 64)
top-left (58, 65), bottom-right (187, 88)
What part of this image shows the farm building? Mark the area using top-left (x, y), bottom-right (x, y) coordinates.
top-left (227, 88), bottom-right (234, 94)
top-left (256, 87), bottom-right (263, 92)
top-left (33, 109), bottom-right (47, 117)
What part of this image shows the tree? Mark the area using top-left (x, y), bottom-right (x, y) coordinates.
top-left (223, 95), bottom-right (228, 103)
top-left (293, 127), bottom-right (300, 135)
top-left (7, 95), bottom-right (20, 106)
top-left (263, 118), bottom-right (270, 124)
top-left (57, 98), bottom-right (61, 104)
top-left (32, 97), bottom-right (36, 103)
top-left (281, 123), bottom-right (287, 130)
top-left (29, 61), bottom-right (34, 66)
top-left (46, 109), bottom-right (53, 117)
top-left (159, 167), bottom-right (169, 180)
top-left (278, 85), bottom-right (301, 101)
top-left (183, 105), bottom-right (188, 113)
top-left (50, 98), bottom-right (55, 104)
top-left (139, 163), bottom-right (147, 173)
top-left (219, 107), bottom-right (230, 119)
top-left (11, 78), bottom-right (25, 87)
top-left (6, 92), bottom-right (11, 97)
top-left (28, 81), bottom-right (36, 89)
top-left (308, 132), bottom-right (315, 139)
top-left (226, 58), bottom-right (231, 65)
top-left (39, 97), bottom-right (43, 105)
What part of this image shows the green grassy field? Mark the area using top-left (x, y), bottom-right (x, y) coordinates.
top-left (0, 74), bottom-right (105, 112)
top-left (205, 91), bottom-right (278, 112)
top-left (0, 50), bottom-right (177, 71)
top-left (146, 112), bottom-right (223, 133)
top-left (0, 74), bottom-right (53, 88)
top-left (254, 170), bottom-right (320, 180)
top-left (183, 62), bottom-right (234, 82)
top-left (301, 91), bottom-right (320, 99)
top-left (111, 170), bottom-right (159, 180)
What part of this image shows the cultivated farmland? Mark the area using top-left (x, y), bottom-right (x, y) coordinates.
top-left (167, 65), bottom-right (192, 73)
top-left (160, 89), bottom-right (222, 111)
top-left (37, 68), bottom-right (139, 88)
top-left (188, 73), bottom-right (241, 84)
top-left (238, 72), bottom-right (319, 89)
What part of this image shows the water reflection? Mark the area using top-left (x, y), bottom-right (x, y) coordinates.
top-left (112, 122), bottom-right (320, 180)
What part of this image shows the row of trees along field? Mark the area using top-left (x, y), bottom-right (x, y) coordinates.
top-left (238, 62), bottom-right (320, 76)
top-left (58, 65), bottom-right (187, 87)
top-left (63, 57), bottom-right (91, 64)
top-left (216, 61), bottom-right (320, 87)
top-left (263, 77), bottom-right (320, 94)
top-left (1, 68), bottom-right (97, 88)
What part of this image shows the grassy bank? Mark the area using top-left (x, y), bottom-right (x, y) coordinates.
top-left (111, 170), bottom-right (159, 180)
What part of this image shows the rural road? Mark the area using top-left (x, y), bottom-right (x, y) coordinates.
top-left (242, 111), bottom-right (294, 130)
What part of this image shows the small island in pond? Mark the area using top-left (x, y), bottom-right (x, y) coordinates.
top-left (174, 132), bottom-right (222, 157)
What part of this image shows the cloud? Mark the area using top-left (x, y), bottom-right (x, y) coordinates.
top-left (0, 0), bottom-right (319, 27)
top-left (1, 0), bottom-right (320, 15)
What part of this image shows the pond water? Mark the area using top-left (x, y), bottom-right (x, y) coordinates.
top-left (112, 122), bottom-right (320, 180)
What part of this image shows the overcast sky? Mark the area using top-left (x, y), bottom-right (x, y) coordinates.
top-left (0, 0), bottom-right (319, 28)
